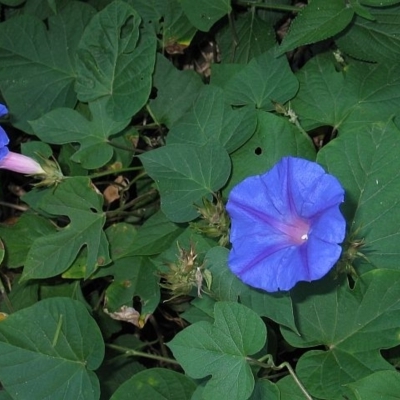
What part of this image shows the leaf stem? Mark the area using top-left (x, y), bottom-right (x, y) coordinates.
top-left (0, 201), bottom-right (28, 211)
top-left (106, 343), bottom-right (180, 365)
top-left (281, 103), bottom-right (315, 148)
top-left (0, 274), bottom-right (13, 313)
top-left (233, 0), bottom-right (301, 12)
top-left (145, 104), bottom-right (160, 127)
top-left (248, 355), bottom-right (313, 400)
top-left (87, 166), bottom-right (143, 179)
top-left (281, 361), bottom-right (313, 400)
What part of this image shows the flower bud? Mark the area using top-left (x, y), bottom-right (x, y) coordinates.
top-left (159, 242), bottom-right (211, 301)
top-left (0, 103), bottom-right (64, 187)
top-left (0, 152), bottom-right (45, 175)
top-left (191, 195), bottom-right (230, 246)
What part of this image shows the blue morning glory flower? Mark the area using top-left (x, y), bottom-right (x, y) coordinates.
top-left (226, 156), bottom-right (346, 292)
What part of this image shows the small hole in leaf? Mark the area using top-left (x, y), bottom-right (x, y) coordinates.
top-left (308, 125), bottom-right (337, 149)
top-left (254, 147), bottom-right (262, 155)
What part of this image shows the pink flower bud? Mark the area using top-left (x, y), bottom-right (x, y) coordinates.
top-left (0, 151), bottom-right (46, 175)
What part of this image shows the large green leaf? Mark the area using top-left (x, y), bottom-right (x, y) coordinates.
top-left (125, 210), bottom-right (185, 256)
top-left (181, 296), bottom-right (216, 325)
top-left (0, 2), bottom-right (95, 132)
top-left (75, 0), bottom-right (156, 121)
top-left (277, 0), bottom-right (354, 54)
top-left (104, 256), bottom-right (160, 318)
top-left (282, 270), bottom-right (400, 399)
top-left (221, 49), bottom-right (299, 110)
top-left (111, 368), bottom-right (196, 400)
top-left (167, 85), bottom-right (257, 153)
top-left (105, 223), bottom-right (137, 260)
top-left (124, 0), bottom-right (165, 33)
top-left (225, 110), bottom-right (315, 193)
top-left (336, 5), bottom-right (400, 62)
top-left (249, 381), bottom-right (280, 400)
top-left (139, 141), bottom-right (231, 222)
top-left (30, 98), bottom-right (130, 169)
top-left (347, 370), bottom-right (400, 400)
top-left (361, 0), bottom-right (400, 5)
top-left (181, 0), bottom-right (231, 32)
top-left (0, 297), bottom-right (104, 400)
top-left (205, 247), bottom-right (297, 332)
top-left (0, 213), bottom-right (56, 268)
top-left (21, 177), bottom-right (111, 281)
top-left (98, 350), bottom-right (145, 400)
top-left (162, 0), bottom-right (197, 50)
top-left (168, 301), bottom-right (266, 400)
top-left (217, 12), bottom-right (276, 64)
top-left (0, 279), bottom-right (39, 314)
top-left (276, 376), bottom-right (308, 400)
top-left (318, 119), bottom-right (400, 269)
top-left (148, 54), bottom-right (203, 127)
top-left (292, 54), bottom-right (400, 132)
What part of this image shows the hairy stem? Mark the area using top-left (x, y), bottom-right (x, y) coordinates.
top-left (106, 344), bottom-right (180, 365)
top-left (248, 355), bottom-right (313, 400)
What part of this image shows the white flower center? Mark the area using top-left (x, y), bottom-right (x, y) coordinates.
top-left (284, 217), bottom-right (310, 245)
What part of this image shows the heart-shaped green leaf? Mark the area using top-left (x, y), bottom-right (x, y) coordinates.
top-left (111, 368), bottom-right (196, 400)
top-left (139, 141), bottom-right (231, 222)
top-left (0, 297), bottom-right (104, 400)
top-left (319, 119), bottom-right (400, 268)
top-left (0, 2), bottom-right (95, 132)
top-left (75, 0), bottom-right (156, 121)
top-left (30, 99), bottom-right (130, 169)
top-left (283, 270), bottom-right (400, 399)
top-left (168, 301), bottom-right (266, 400)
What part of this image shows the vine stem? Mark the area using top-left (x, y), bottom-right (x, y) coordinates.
top-left (282, 361), bottom-right (313, 400)
top-left (87, 166), bottom-right (143, 179)
top-left (292, 117), bottom-right (315, 148)
top-left (233, 1), bottom-right (301, 12)
top-left (282, 103), bottom-right (315, 149)
top-left (248, 355), bottom-right (313, 400)
top-left (106, 344), bottom-right (180, 365)
top-left (0, 201), bottom-right (28, 211)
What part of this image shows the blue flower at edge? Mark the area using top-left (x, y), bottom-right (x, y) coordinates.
top-left (226, 156), bottom-right (346, 292)
top-left (0, 104), bottom-right (9, 160)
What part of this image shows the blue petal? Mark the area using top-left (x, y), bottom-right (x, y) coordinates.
top-left (302, 235), bottom-right (343, 280)
top-left (229, 235), bottom-right (342, 292)
top-left (281, 157), bottom-right (344, 218)
top-left (310, 206), bottom-right (346, 243)
top-left (227, 173), bottom-right (293, 234)
top-left (0, 145), bottom-right (9, 160)
top-left (0, 104), bottom-right (8, 118)
top-left (228, 237), bottom-right (297, 292)
top-left (0, 127), bottom-right (9, 149)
